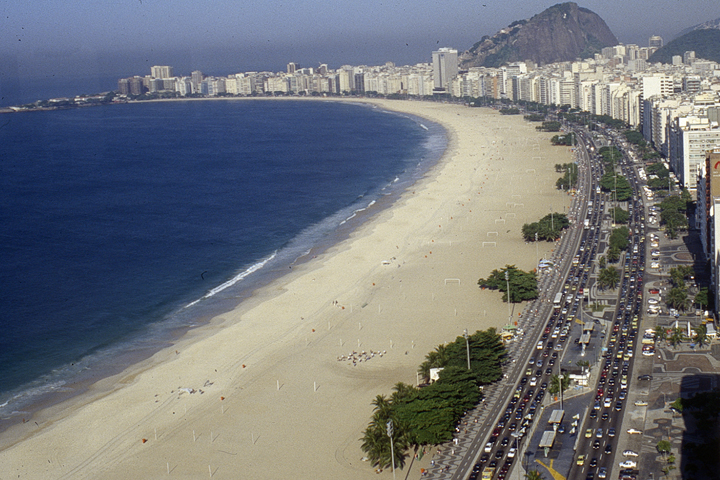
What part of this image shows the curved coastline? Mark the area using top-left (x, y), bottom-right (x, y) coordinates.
top-left (0, 99), bottom-right (573, 479)
top-left (0, 97), bottom-right (444, 430)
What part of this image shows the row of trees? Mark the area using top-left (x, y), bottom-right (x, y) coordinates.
top-left (599, 171), bottom-right (633, 201)
top-left (554, 163), bottom-right (578, 191)
top-left (537, 121), bottom-right (562, 132)
top-left (550, 132), bottom-right (575, 146)
top-left (654, 323), bottom-right (709, 348)
top-left (658, 194), bottom-right (691, 239)
top-left (521, 213), bottom-right (570, 242)
top-left (478, 265), bottom-right (539, 303)
top-left (360, 329), bottom-right (506, 470)
top-left (664, 265), bottom-right (708, 312)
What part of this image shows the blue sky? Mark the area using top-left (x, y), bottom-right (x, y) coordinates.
top-left (2, 0), bottom-right (719, 79)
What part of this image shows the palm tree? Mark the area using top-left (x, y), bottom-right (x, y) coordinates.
top-left (391, 382), bottom-right (416, 403)
top-left (667, 287), bottom-right (690, 311)
top-left (693, 324), bottom-right (709, 348)
top-left (597, 266), bottom-right (620, 290)
top-left (669, 327), bottom-right (685, 349)
top-left (525, 470), bottom-right (544, 480)
top-left (548, 372), bottom-right (570, 395)
top-left (654, 325), bottom-right (668, 343)
top-left (361, 395), bottom-right (409, 469)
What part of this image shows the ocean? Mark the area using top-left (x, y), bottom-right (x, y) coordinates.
top-left (0, 99), bottom-right (446, 426)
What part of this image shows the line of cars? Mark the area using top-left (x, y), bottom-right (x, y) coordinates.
top-left (470, 136), bottom-right (604, 480)
top-left (571, 131), bottom-right (649, 480)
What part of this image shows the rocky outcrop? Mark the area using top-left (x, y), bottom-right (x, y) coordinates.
top-left (459, 2), bottom-right (618, 68)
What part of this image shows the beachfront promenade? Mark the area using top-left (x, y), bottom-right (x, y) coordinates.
top-left (0, 99), bottom-right (573, 479)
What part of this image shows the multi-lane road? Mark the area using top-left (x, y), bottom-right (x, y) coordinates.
top-left (460, 125), bottom-right (650, 480)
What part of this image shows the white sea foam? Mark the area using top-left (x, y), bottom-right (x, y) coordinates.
top-left (184, 252), bottom-right (278, 308)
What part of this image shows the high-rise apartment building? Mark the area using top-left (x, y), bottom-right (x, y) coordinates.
top-left (150, 65), bottom-right (174, 79)
top-left (191, 71), bottom-right (204, 92)
top-left (649, 35), bottom-right (664, 49)
top-left (432, 48), bottom-right (458, 93)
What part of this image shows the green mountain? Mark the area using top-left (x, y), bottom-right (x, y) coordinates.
top-left (649, 29), bottom-right (720, 64)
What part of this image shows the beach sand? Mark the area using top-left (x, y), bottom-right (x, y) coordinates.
top-left (0, 99), bottom-right (572, 479)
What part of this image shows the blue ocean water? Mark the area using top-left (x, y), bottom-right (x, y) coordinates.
top-left (0, 99), bottom-right (445, 422)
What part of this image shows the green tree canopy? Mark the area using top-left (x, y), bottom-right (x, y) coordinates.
top-left (522, 213), bottom-right (570, 241)
top-left (609, 207), bottom-right (629, 224)
top-left (609, 227), bottom-right (630, 251)
top-left (478, 265), bottom-right (539, 303)
top-left (599, 171), bottom-right (633, 201)
top-left (597, 266), bottom-right (620, 290)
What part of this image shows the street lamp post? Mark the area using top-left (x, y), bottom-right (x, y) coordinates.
top-left (505, 271), bottom-right (511, 324)
top-left (535, 232), bottom-right (539, 270)
top-left (386, 420), bottom-right (396, 480)
top-left (464, 329), bottom-right (471, 370)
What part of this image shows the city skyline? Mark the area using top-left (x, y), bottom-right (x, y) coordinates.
top-left (2, 1), bottom-right (720, 81)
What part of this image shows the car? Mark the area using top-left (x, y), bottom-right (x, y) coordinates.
top-left (525, 367), bottom-right (533, 376)
top-left (638, 374), bottom-right (653, 381)
top-left (589, 410), bottom-right (597, 419)
top-left (521, 377), bottom-right (528, 384)
top-left (586, 472), bottom-right (595, 480)
top-left (597, 467), bottom-right (607, 478)
top-left (495, 449), bottom-right (505, 459)
top-left (585, 428), bottom-right (593, 438)
top-left (537, 341), bottom-right (543, 350)
top-left (608, 428), bottom-right (615, 437)
top-left (649, 288), bottom-right (660, 294)
top-left (576, 454), bottom-right (586, 466)
top-left (501, 437), bottom-right (509, 447)
top-left (627, 428), bottom-right (642, 434)
top-left (592, 440), bottom-right (600, 449)
top-left (590, 457), bottom-right (598, 467)
top-left (557, 423), bottom-right (565, 434)
top-left (484, 442), bottom-right (493, 453)
top-left (615, 401), bottom-right (623, 411)
top-left (601, 412), bottom-right (609, 421)
top-left (619, 460), bottom-right (637, 469)
top-left (530, 377), bottom-right (537, 387)
top-left (605, 443), bottom-right (612, 454)
top-left (508, 447), bottom-right (517, 458)
top-left (634, 400), bottom-right (648, 407)
top-left (596, 428), bottom-right (603, 438)
top-left (623, 450), bottom-right (639, 457)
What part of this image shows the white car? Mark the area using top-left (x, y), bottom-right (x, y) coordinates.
top-left (627, 428), bottom-right (643, 435)
top-left (619, 460), bottom-right (637, 469)
top-left (508, 447), bottom-right (517, 458)
top-left (648, 298), bottom-right (659, 305)
top-left (530, 377), bottom-right (537, 387)
top-left (623, 450), bottom-right (639, 457)
top-left (650, 262), bottom-right (660, 269)
top-left (651, 250), bottom-right (661, 256)
top-left (484, 442), bottom-right (493, 453)
top-left (634, 400), bottom-right (649, 406)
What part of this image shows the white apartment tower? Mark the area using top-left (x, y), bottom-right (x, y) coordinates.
top-left (649, 35), bottom-right (664, 49)
top-left (151, 65), bottom-right (174, 79)
top-left (432, 48), bottom-right (458, 93)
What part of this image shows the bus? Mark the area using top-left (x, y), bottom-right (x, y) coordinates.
top-left (482, 467), bottom-right (495, 479)
top-left (553, 292), bottom-right (563, 310)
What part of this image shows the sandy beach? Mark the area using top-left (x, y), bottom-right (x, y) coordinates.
top-left (0, 99), bottom-right (572, 479)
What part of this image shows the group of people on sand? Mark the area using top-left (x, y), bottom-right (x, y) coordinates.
top-left (336, 349), bottom-right (386, 366)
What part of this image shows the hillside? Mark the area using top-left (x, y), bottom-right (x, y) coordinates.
top-left (459, 2), bottom-right (617, 68)
top-left (649, 29), bottom-right (720, 64)
top-left (675, 17), bottom-right (720, 40)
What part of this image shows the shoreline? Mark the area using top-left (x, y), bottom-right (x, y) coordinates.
top-left (0, 97), bottom-right (446, 437)
top-left (0, 99), bottom-right (572, 479)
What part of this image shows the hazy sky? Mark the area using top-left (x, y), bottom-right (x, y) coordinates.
top-left (2, 0), bottom-right (720, 79)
